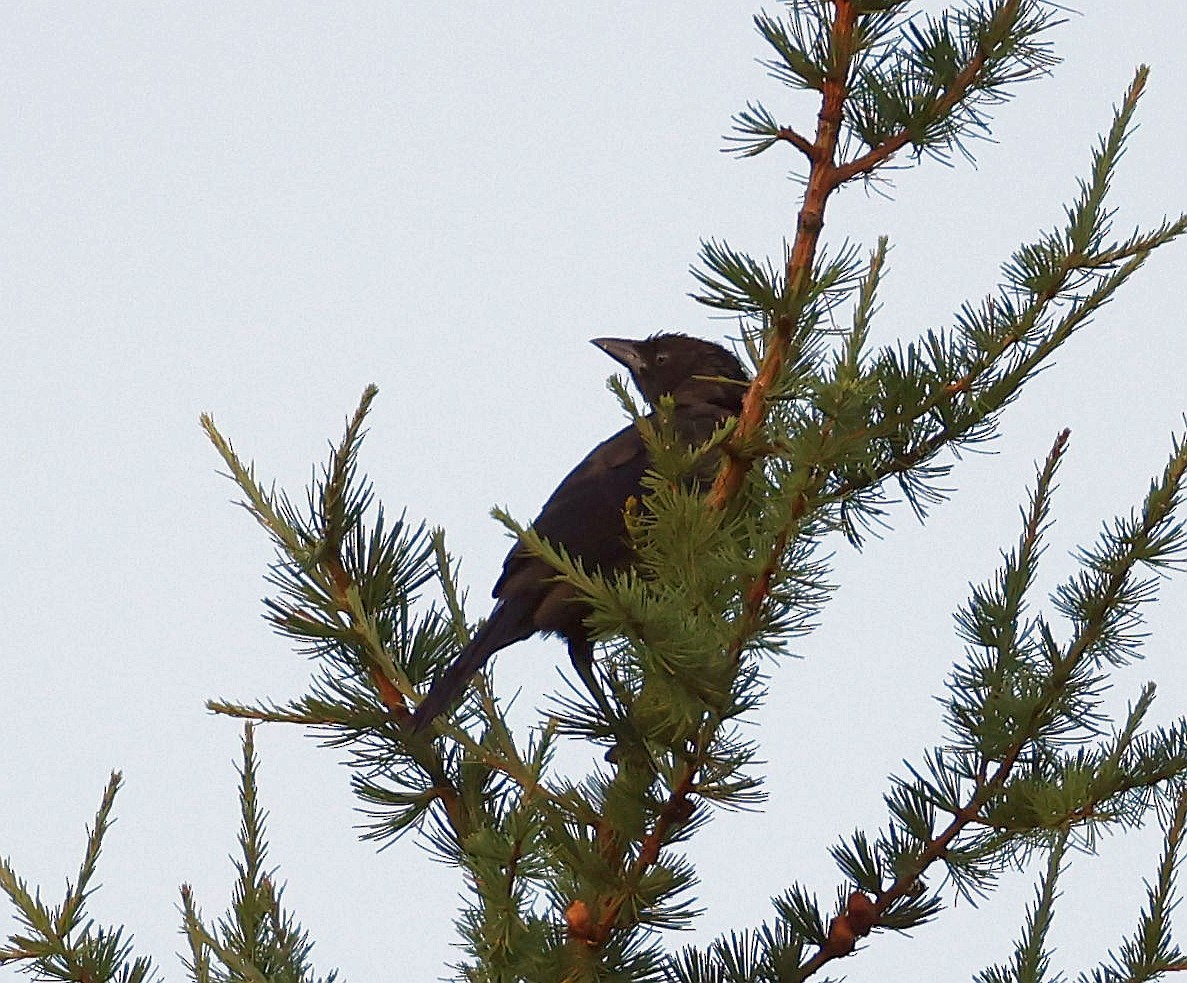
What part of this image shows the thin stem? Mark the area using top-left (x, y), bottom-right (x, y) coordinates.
top-left (709, 0), bottom-right (1026, 512)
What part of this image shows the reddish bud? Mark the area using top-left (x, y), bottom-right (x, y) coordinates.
top-left (565, 899), bottom-right (593, 943)
top-left (824, 914), bottom-right (856, 957)
top-left (846, 891), bottom-right (877, 936)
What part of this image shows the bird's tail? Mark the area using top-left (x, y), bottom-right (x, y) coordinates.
top-left (410, 601), bottom-right (531, 732)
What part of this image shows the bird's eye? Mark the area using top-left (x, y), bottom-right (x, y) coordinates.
top-left (654, 352), bottom-right (669, 365)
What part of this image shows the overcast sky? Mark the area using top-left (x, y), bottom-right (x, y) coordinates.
top-left (3, 3), bottom-right (1186, 981)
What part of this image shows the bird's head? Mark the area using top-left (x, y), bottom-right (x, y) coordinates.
top-left (590, 333), bottom-right (749, 412)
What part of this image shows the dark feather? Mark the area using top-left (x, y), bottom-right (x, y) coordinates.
top-left (411, 334), bottom-right (748, 732)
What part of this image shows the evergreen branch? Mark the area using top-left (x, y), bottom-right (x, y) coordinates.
top-left (432, 528), bottom-right (471, 649)
top-left (708, 29), bottom-right (1177, 546)
top-left (314, 388), bottom-right (414, 726)
top-left (945, 429), bottom-right (1070, 760)
top-left (178, 907), bottom-right (269, 983)
top-left (818, 75), bottom-right (1182, 532)
top-left (1078, 788), bottom-right (1187, 982)
top-left (203, 393), bottom-right (486, 850)
top-left (722, 458), bottom-right (830, 667)
top-left (780, 126), bottom-right (817, 159)
top-left (794, 434), bottom-right (1075, 978)
top-left (792, 426), bottom-right (1187, 980)
top-left (201, 411), bottom-right (312, 559)
top-left (837, 0), bottom-right (1062, 181)
top-left (1053, 432), bottom-right (1187, 670)
top-left (425, 528), bottom-right (540, 805)
top-left (751, 6), bottom-right (828, 94)
top-left (707, 0), bottom-right (867, 510)
top-left (205, 699), bottom-right (356, 726)
top-left (975, 715), bottom-right (1187, 843)
top-left (707, 1), bottom-right (1063, 504)
top-left (495, 742), bottom-right (562, 917)
top-left (581, 758), bottom-right (701, 948)
top-left (458, 757), bottom-right (608, 973)
top-left (724, 101), bottom-right (815, 160)
top-left (975, 832), bottom-right (1068, 983)
top-left (834, 3), bottom-right (1000, 183)
top-left (204, 387), bottom-right (415, 725)
top-left (180, 726), bottom-right (338, 983)
top-left (690, 240), bottom-right (786, 315)
top-left (0, 774), bottom-right (159, 983)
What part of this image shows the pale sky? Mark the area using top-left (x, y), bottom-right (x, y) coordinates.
top-left (3, 3), bottom-right (1186, 981)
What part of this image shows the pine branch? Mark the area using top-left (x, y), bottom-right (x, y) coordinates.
top-left (0, 774), bottom-right (159, 983)
top-left (203, 392), bottom-right (480, 847)
top-left (1053, 431), bottom-right (1187, 670)
top-left (840, 0), bottom-right (1063, 178)
top-left (1077, 788), bottom-right (1187, 982)
top-left (706, 0), bottom-right (1064, 509)
top-left (799, 70), bottom-right (1182, 538)
top-left (705, 0), bottom-right (852, 506)
top-left (975, 832), bottom-right (1068, 983)
top-left (180, 725), bottom-right (338, 983)
top-left (788, 428), bottom-right (1187, 981)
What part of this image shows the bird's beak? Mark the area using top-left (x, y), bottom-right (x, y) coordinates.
top-left (590, 337), bottom-right (643, 371)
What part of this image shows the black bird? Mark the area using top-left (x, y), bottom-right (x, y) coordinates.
top-left (411, 333), bottom-right (749, 732)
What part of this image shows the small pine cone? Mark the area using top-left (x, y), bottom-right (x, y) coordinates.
top-left (846, 891), bottom-right (877, 936)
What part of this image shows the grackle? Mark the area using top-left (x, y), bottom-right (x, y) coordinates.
top-left (411, 333), bottom-right (749, 732)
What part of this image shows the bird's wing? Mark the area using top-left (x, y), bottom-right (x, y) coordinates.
top-left (415, 424), bottom-right (647, 730)
top-left (493, 421), bottom-right (649, 598)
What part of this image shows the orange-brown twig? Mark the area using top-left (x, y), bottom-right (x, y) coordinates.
top-left (582, 764), bottom-right (699, 947)
top-left (709, 0), bottom-right (1021, 513)
top-left (793, 431), bottom-right (1115, 981)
